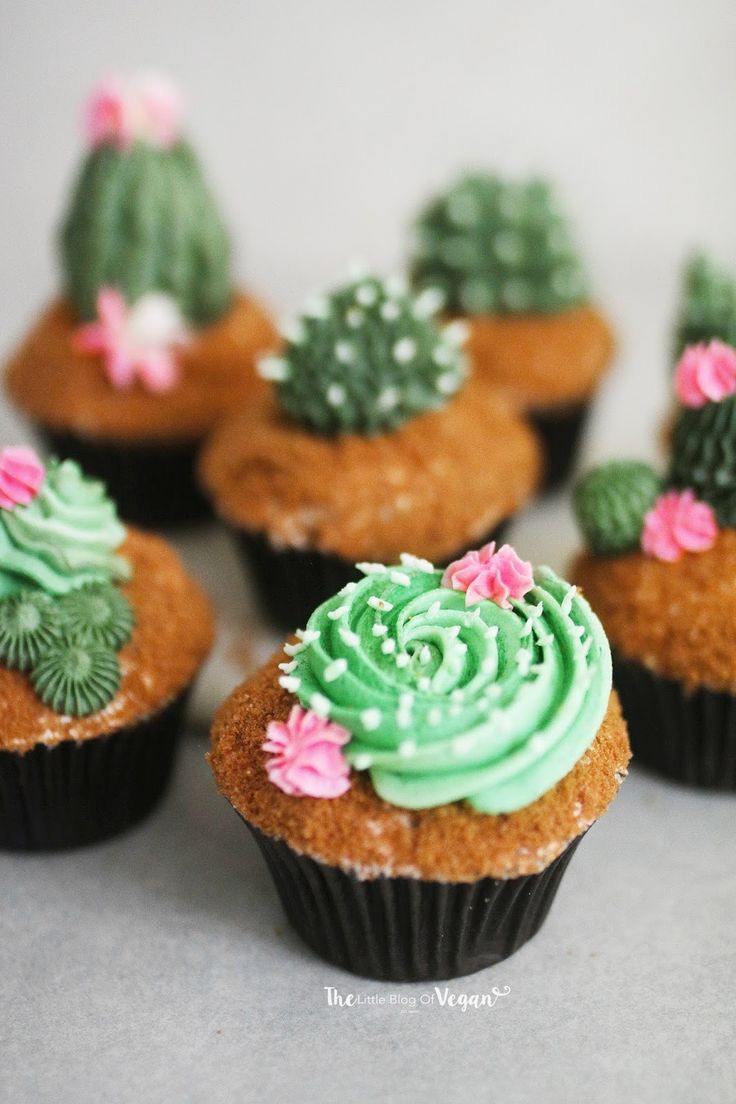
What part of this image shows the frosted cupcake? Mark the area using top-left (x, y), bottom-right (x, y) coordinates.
top-left (410, 173), bottom-right (614, 488)
top-left (200, 270), bottom-right (541, 629)
top-left (0, 445), bottom-right (213, 849)
top-left (5, 74), bottom-right (276, 527)
top-left (210, 541), bottom-right (630, 981)
top-left (573, 339), bottom-right (736, 788)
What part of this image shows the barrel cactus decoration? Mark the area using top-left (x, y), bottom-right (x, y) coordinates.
top-left (259, 272), bottom-right (468, 435)
top-left (674, 254), bottom-right (736, 359)
top-left (410, 173), bottom-right (588, 315)
top-left (59, 75), bottom-right (232, 325)
top-left (574, 461), bottom-right (662, 555)
top-left (670, 396), bottom-right (736, 527)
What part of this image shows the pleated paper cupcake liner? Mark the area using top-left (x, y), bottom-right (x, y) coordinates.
top-left (527, 401), bottom-right (590, 491)
top-left (244, 821), bottom-right (583, 982)
top-left (233, 519), bottom-right (510, 632)
top-left (40, 428), bottom-right (212, 529)
top-left (0, 690), bottom-right (190, 851)
top-left (613, 651), bottom-right (736, 790)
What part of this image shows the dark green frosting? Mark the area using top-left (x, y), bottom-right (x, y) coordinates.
top-left (410, 173), bottom-right (587, 315)
top-left (574, 461), bottom-right (662, 554)
top-left (669, 396), bottom-right (736, 525)
top-left (674, 253), bottom-right (736, 359)
top-left (59, 141), bottom-right (232, 324)
top-left (263, 273), bottom-right (468, 435)
top-left (31, 640), bottom-right (121, 717)
top-left (0, 591), bottom-right (60, 670)
top-left (56, 582), bottom-right (135, 650)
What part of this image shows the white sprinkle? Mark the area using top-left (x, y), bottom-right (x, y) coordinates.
top-left (395, 653), bottom-right (410, 668)
top-left (453, 734), bottom-right (473, 755)
top-left (396, 711), bottom-right (411, 730)
top-left (538, 633), bottom-right (554, 647)
top-left (451, 689), bottom-right (464, 702)
top-left (582, 636), bottom-right (593, 657)
top-left (393, 337), bottom-right (417, 364)
top-left (304, 295), bottom-right (329, 319)
top-left (432, 343), bottom-right (454, 367)
top-left (381, 638), bottom-right (396, 655)
top-left (334, 340), bottom-right (354, 364)
top-left (310, 693), bottom-right (331, 717)
top-left (338, 626), bottom-right (361, 648)
top-left (427, 707), bottom-right (442, 726)
top-left (419, 645), bottom-right (432, 665)
top-left (280, 318), bottom-right (306, 344)
top-left (353, 752), bottom-right (373, 770)
top-left (380, 300), bottom-right (401, 321)
top-left (368, 596), bottom-right (394, 612)
top-left (482, 657), bottom-right (495, 674)
top-left (346, 306), bottom-right (364, 328)
top-left (339, 581), bottom-right (358, 595)
top-left (384, 274), bottom-right (408, 298)
top-left (530, 733), bottom-right (546, 752)
top-left (399, 692), bottom-right (415, 709)
top-left (418, 676), bottom-right (432, 691)
top-left (257, 355), bottom-right (290, 381)
top-left (324, 658), bottom-right (348, 682)
top-left (561, 585), bottom-right (577, 616)
top-left (486, 684), bottom-right (502, 701)
top-left (361, 708), bottom-right (382, 731)
top-left (447, 625), bottom-right (461, 639)
top-left (516, 650), bottom-right (532, 676)
top-left (428, 600), bottom-right (441, 617)
top-left (377, 386), bottom-right (400, 411)
top-left (279, 675), bottom-right (301, 692)
top-left (278, 660), bottom-right (298, 673)
top-left (328, 605), bottom-right (349, 620)
top-left (296, 628), bottom-right (320, 643)
top-left (372, 623), bottom-right (388, 637)
top-left (357, 562), bottom-right (388, 576)
top-left (521, 618), bottom-right (534, 638)
top-left (347, 258), bottom-right (369, 280)
top-left (532, 602), bottom-right (544, 619)
top-left (436, 372), bottom-right (461, 395)
top-left (455, 641), bottom-right (468, 655)
top-left (443, 320), bottom-right (470, 346)
top-left (400, 552), bottom-right (435, 573)
top-left (390, 570), bottom-right (411, 586)
top-left (326, 383), bottom-right (346, 407)
top-left (356, 283), bottom-right (378, 307)
top-left (572, 624), bottom-right (585, 638)
top-left (283, 641), bottom-right (306, 656)
top-left (413, 286), bottom-right (445, 318)
top-left (449, 704), bottom-right (463, 716)
top-left (399, 739), bottom-right (417, 758)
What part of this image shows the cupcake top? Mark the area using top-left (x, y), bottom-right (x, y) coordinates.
top-left (573, 339), bottom-right (736, 691)
top-left (200, 269), bottom-right (541, 562)
top-left (210, 542), bottom-right (629, 880)
top-left (674, 253), bottom-right (736, 359)
top-left (0, 446), bottom-right (213, 748)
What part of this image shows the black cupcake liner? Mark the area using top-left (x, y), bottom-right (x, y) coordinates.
top-left (527, 401), bottom-right (590, 492)
top-left (233, 519), bottom-right (510, 632)
top-left (244, 821), bottom-right (583, 981)
top-left (40, 428), bottom-right (211, 529)
top-left (0, 690), bottom-right (190, 851)
top-left (613, 651), bottom-right (736, 790)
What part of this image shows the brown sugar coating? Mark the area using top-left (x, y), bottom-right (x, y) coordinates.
top-left (0, 529), bottom-right (214, 753)
top-left (465, 304), bottom-right (614, 410)
top-left (5, 292), bottom-right (278, 442)
top-left (209, 654), bottom-right (630, 882)
top-left (199, 379), bottom-right (542, 564)
top-left (573, 532), bottom-right (736, 694)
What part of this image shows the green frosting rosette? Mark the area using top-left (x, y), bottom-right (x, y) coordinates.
top-left (281, 549), bottom-right (611, 814)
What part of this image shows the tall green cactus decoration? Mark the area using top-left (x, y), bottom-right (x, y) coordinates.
top-left (259, 272), bottom-right (468, 435)
top-left (410, 173), bottom-right (588, 315)
top-left (669, 395), bottom-right (736, 526)
top-left (59, 75), bottom-right (232, 325)
top-left (674, 253), bottom-right (736, 359)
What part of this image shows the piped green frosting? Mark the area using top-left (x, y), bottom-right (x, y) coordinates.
top-left (31, 639), bottom-right (121, 717)
top-left (669, 396), bottom-right (736, 526)
top-left (59, 141), bottom-right (232, 324)
top-left (0, 459), bottom-right (130, 598)
top-left (287, 558), bottom-right (611, 814)
top-left (0, 591), bottom-right (60, 670)
top-left (262, 273), bottom-right (468, 435)
top-left (674, 253), bottom-right (736, 359)
top-left (574, 461), bottom-right (662, 554)
top-left (56, 583), bottom-right (135, 650)
top-left (410, 173), bottom-right (587, 315)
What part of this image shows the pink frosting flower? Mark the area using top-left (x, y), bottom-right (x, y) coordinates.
top-left (641, 490), bottom-right (718, 562)
top-left (263, 706), bottom-right (352, 799)
top-left (674, 340), bottom-right (736, 408)
top-left (0, 447), bottom-right (45, 510)
top-left (84, 73), bottom-right (182, 150)
top-left (73, 287), bottom-right (188, 393)
top-left (442, 542), bottom-right (534, 608)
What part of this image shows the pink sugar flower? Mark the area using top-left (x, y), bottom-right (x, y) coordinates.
top-left (0, 447), bottom-right (45, 510)
top-left (675, 340), bottom-right (736, 408)
top-left (442, 541), bottom-right (534, 608)
top-left (73, 287), bottom-right (188, 393)
top-left (263, 705), bottom-right (352, 799)
top-left (84, 73), bottom-right (181, 150)
top-left (641, 490), bottom-right (718, 562)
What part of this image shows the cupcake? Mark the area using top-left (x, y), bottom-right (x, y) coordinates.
top-left (573, 339), bottom-right (736, 788)
top-left (673, 253), bottom-right (736, 359)
top-left (0, 445), bottom-right (214, 850)
top-left (5, 74), bottom-right (277, 528)
top-left (199, 270), bottom-right (542, 629)
top-left (210, 541), bottom-right (630, 981)
top-left (409, 173), bottom-right (615, 489)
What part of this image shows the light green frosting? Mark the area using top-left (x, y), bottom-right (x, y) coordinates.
top-left (287, 559), bottom-right (611, 814)
top-left (0, 460), bottom-right (130, 598)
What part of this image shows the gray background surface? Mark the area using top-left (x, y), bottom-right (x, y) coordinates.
top-left (2, 2), bottom-right (736, 1102)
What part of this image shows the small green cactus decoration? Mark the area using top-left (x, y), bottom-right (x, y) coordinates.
top-left (669, 396), bottom-right (736, 526)
top-left (674, 254), bottom-right (736, 359)
top-left (59, 76), bottom-right (232, 325)
top-left (574, 461), bottom-right (662, 554)
top-left (410, 173), bottom-right (588, 315)
top-left (259, 272), bottom-right (468, 435)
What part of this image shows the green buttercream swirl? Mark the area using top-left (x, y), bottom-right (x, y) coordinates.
top-left (0, 460), bottom-right (130, 598)
top-left (288, 560), bottom-right (611, 813)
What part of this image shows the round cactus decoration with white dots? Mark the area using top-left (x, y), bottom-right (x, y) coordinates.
top-left (259, 272), bottom-right (469, 435)
top-left (410, 173), bottom-right (588, 316)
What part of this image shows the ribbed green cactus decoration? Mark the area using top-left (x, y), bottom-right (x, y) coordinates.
top-left (59, 142), bottom-right (232, 324)
top-left (674, 253), bottom-right (736, 359)
top-left (259, 273), bottom-right (468, 435)
top-left (574, 461), bottom-right (662, 554)
top-left (669, 396), bottom-right (736, 526)
top-left (410, 173), bottom-right (588, 315)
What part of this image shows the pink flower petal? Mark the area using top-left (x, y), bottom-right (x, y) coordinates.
top-left (675, 340), bottom-right (736, 408)
top-left (642, 490), bottom-right (718, 562)
top-left (262, 706), bottom-right (352, 799)
top-left (0, 446), bottom-right (45, 511)
top-left (442, 542), bottom-right (534, 608)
